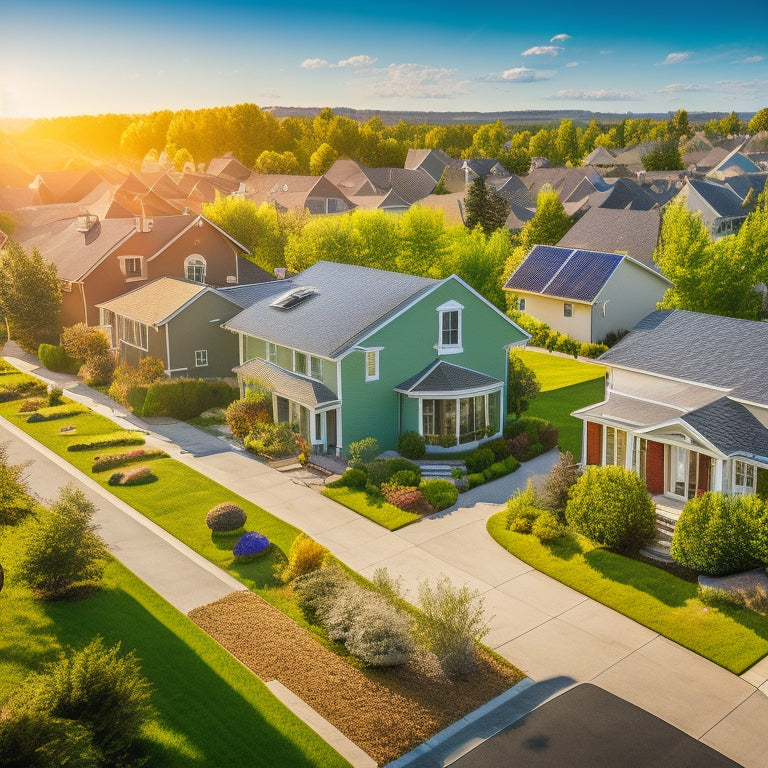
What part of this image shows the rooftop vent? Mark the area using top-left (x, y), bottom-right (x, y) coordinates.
top-left (226, 275), bottom-right (237, 284)
top-left (269, 285), bottom-right (318, 310)
top-left (274, 267), bottom-right (288, 280)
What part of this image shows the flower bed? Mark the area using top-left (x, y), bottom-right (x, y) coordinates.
top-left (92, 449), bottom-right (169, 473)
top-left (66, 431), bottom-right (146, 452)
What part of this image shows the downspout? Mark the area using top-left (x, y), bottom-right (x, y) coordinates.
top-left (164, 324), bottom-right (171, 375)
top-left (79, 283), bottom-right (88, 325)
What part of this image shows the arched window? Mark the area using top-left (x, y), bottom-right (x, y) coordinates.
top-left (185, 255), bottom-right (206, 283)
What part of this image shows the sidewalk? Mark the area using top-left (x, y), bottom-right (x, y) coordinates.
top-left (4, 343), bottom-right (768, 768)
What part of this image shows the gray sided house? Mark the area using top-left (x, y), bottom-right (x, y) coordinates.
top-left (673, 179), bottom-right (748, 238)
top-left (505, 245), bottom-right (672, 344)
top-left (223, 261), bottom-right (528, 456)
top-left (573, 310), bottom-right (768, 533)
top-left (97, 277), bottom-right (243, 378)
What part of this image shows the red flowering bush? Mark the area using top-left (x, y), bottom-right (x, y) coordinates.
top-left (381, 482), bottom-right (434, 514)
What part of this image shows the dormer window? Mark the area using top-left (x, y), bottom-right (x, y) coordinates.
top-left (124, 257), bottom-right (142, 278)
top-left (437, 300), bottom-right (463, 354)
top-left (185, 255), bottom-right (206, 283)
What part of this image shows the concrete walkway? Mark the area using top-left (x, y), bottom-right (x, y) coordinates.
top-left (4, 344), bottom-right (768, 768)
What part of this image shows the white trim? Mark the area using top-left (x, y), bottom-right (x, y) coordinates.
top-left (165, 324), bottom-right (172, 372)
top-left (145, 215), bottom-right (249, 263)
top-left (195, 349), bottom-right (208, 368)
top-left (184, 254), bottom-right (207, 283)
top-left (364, 349), bottom-right (380, 382)
top-left (437, 304), bottom-right (463, 354)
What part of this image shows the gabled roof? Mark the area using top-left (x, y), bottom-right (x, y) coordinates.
top-left (234, 358), bottom-right (339, 408)
top-left (582, 146), bottom-right (616, 166)
top-left (683, 180), bottom-right (746, 218)
top-left (96, 277), bottom-right (216, 326)
top-left (723, 173), bottom-right (767, 202)
top-left (206, 155), bottom-right (252, 182)
top-left (404, 149), bottom-right (454, 183)
top-left (591, 177), bottom-right (658, 211)
top-left (598, 309), bottom-right (768, 406)
top-left (491, 175), bottom-right (535, 208)
top-left (505, 245), bottom-right (661, 303)
top-left (394, 360), bottom-right (501, 395)
top-left (457, 159), bottom-right (509, 178)
top-left (682, 398), bottom-right (768, 458)
top-left (523, 167), bottom-right (609, 201)
top-left (223, 261), bottom-right (438, 359)
top-left (707, 147), bottom-right (761, 178)
top-left (556, 208), bottom-right (661, 269)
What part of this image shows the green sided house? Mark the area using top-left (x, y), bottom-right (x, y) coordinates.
top-left (222, 261), bottom-right (529, 455)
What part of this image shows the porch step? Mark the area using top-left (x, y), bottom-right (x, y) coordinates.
top-left (641, 544), bottom-right (676, 564)
top-left (418, 463), bottom-right (459, 479)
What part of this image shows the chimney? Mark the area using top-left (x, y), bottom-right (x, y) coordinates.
top-left (274, 267), bottom-right (288, 280)
top-left (75, 212), bottom-right (99, 233)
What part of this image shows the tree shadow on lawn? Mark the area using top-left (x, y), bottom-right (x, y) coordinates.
top-left (227, 543), bottom-right (287, 589)
top-left (583, 548), bottom-right (695, 608)
top-left (42, 583), bottom-right (334, 768)
top-left (545, 531), bottom-right (584, 562)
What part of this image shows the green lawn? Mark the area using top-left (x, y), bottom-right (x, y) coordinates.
top-left (0, 514), bottom-right (350, 768)
top-left (322, 487), bottom-right (422, 530)
top-left (518, 350), bottom-right (605, 460)
top-left (487, 511), bottom-right (768, 674)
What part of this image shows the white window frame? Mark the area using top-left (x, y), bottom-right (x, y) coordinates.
top-left (184, 254), bottom-right (206, 283)
top-left (266, 342), bottom-right (278, 364)
top-left (363, 348), bottom-right (382, 382)
top-left (563, 302), bottom-right (574, 318)
top-left (123, 256), bottom-right (143, 279)
top-left (604, 426), bottom-right (627, 467)
top-left (733, 460), bottom-right (757, 495)
top-left (195, 349), bottom-right (208, 368)
top-left (437, 300), bottom-right (463, 355)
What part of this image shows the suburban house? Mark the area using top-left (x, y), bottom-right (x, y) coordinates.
top-left (672, 179), bottom-right (748, 238)
top-left (19, 211), bottom-right (271, 327)
top-left (504, 245), bottom-right (672, 343)
top-left (573, 309), bottom-right (768, 529)
top-left (97, 277), bottom-right (246, 378)
top-left (222, 261), bottom-right (528, 455)
top-left (246, 174), bottom-right (356, 215)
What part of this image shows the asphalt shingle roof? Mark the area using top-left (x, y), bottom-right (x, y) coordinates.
top-left (504, 245), bottom-right (624, 303)
top-left (233, 358), bottom-right (339, 407)
top-left (394, 360), bottom-right (501, 394)
top-left (686, 180), bottom-right (746, 218)
top-left (599, 309), bottom-right (768, 406)
top-left (223, 261), bottom-right (438, 359)
top-left (682, 398), bottom-right (768, 459)
top-left (576, 393), bottom-right (685, 429)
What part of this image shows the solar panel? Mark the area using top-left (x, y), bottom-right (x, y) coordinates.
top-left (505, 245), bottom-right (572, 293)
top-left (543, 250), bottom-right (623, 302)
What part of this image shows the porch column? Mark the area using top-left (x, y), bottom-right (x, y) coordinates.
top-left (580, 422), bottom-right (587, 468)
top-left (713, 459), bottom-right (724, 492)
top-left (625, 431), bottom-right (635, 471)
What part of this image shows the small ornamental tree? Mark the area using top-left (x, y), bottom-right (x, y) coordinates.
top-left (540, 450), bottom-right (581, 522)
top-left (507, 351), bottom-right (541, 418)
top-left (670, 492), bottom-right (767, 576)
top-left (464, 176), bottom-right (510, 235)
top-left (346, 437), bottom-right (380, 468)
top-left (0, 442), bottom-right (33, 525)
top-left (61, 324), bottom-right (115, 385)
top-left (565, 465), bottom-right (655, 552)
top-left (18, 485), bottom-right (108, 599)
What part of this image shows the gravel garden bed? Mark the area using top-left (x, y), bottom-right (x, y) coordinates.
top-left (189, 591), bottom-right (524, 765)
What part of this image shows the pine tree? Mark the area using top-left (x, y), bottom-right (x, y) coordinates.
top-left (464, 176), bottom-right (510, 235)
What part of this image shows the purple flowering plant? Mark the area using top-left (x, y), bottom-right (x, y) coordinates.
top-left (233, 531), bottom-right (270, 560)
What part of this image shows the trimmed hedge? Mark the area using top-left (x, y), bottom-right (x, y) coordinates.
top-left (0, 380), bottom-right (48, 402)
top-left (67, 431), bottom-right (146, 452)
top-left (141, 379), bottom-right (238, 420)
top-left (37, 343), bottom-right (82, 374)
top-left (92, 449), bottom-right (169, 473)
top-left (108, 466), bottom-right (157, 486)
top-left (420, 479), bottom-right (459, 511)
top-left (366, 458), bottom-right (421, 488)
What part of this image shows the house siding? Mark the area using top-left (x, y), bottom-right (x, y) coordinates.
top-left (518, 294), bottom-right (592, 343)
top-left (339, 278), bottom-right (525, 451)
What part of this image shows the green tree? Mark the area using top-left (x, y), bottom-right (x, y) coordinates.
top-left (309, 142), bottom-right (339, 175)
top-left (446, 226), bottom-right (511, 308)
top-left (395, 205), bottom-right (450, 277)
top-left (520, 188), bottom-right (572, 247)
top-left (254, 150), bottom-right (300, 174)
top-left (18, 484), bottom-right (108, 600)
top-left (507, 350), bottom-right (541, 418)
top-left (748, 107), bottom-right (768, 134)
top-left (0, 242), bottom-right (62, 353)
top-left (578, 120), bottom-right (602, 157)
top-left (61, 323), bottom-right (115, 385)
top-left (0, 210), bottom-right (16, 236)
top-left (642, 136), bottom-right (684, 171)
top-left (529, 128), bottom-right (559, 165)
top-left (497, 147), bottom-right (531, 175)
top-left (464, 176), bottom-right (510, 235)
top-left (0, 441), bottom-right (33, 525)
top-left (172, 147), bottom-right (194, 172)
top-left (466, 120), bottom-right (508, 159)
top-left (555, 120), bottom-right (579, 165)
top-left (719, 111), bottom-right (742, 136)
top-left (565, 465), bottom-right (656, 552)
top-left (669, 108), bottom-right (692, 139)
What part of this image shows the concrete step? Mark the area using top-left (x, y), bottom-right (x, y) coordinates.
top-left (642, 544), bottom-right (675, 564)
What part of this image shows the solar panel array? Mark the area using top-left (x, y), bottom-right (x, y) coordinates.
top-left (544, 249), bottom-right (623, 302)
top-left (504, 245), bottom-right (571, 293)
top-left (506, 245), bottom-right (623, 302)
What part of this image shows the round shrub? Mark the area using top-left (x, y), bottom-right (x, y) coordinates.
top-left (390, 469), bottom-right (421, 488)
top-left (397, 431), bottom-right (426, 460)
top-left (225, 396), bottom-right (272, 440)
top-left (482, 437), bottom-right (511, 461)
top-left (278, 533), bottom-right (329, 582)
top-left (233, 531), bottom-right (270, 561)
top-left (366, 458), bottom-right (421, 488)
top-left (206, 502), bottom-right (247, 533)
top-left (346, 437), bottom-right (380, 468)
top-left (531, 511), bottom-right (565, 542)
top-left (505, 483), bottom-right (540, 529)
top-left (670, 492), bottom-right (767, 576)
top-left (338, 467), bottom-right (368, 489)
top-left (420, 479), bottom-right (459, 511)
top-left (465, 448), bottom-right (495, 475)
top-left (565, 465), bottom-right (655, 552)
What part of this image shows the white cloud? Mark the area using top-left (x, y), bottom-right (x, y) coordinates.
top-left (661, 52), bottom-right (690, 65)
top-left (499, 67), bottom-right (555, 82)
top-left (372, 63), bottom-right (470, 99)
top-left (337, 54), bottom-right (377, 68)
top-left (566, 61), bottom-right (579, 68)
top-left (552, 89), bottom-right (642, 101)
top-left (550, 33), bottom-right (571, 43)
top-left (521, 46), bottom-right (562, 57)
top-left (733, 55), bottom-right (763, 64)
top-left (656, 82), bottom-right (709, 94)
top-left (301, 58), bottom-right (328, 69)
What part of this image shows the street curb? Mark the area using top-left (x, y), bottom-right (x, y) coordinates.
top-left (384, 677), bottom-right (536, 767)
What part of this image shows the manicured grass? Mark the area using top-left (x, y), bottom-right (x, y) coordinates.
top-left (322, 486), bottom-right (422, 530)
top-left (517, 350), bottom-right (605, 460)
top-left (487, 511), bottom-right (768, 674)
top-left (0, 514), bottom-right (350, 768)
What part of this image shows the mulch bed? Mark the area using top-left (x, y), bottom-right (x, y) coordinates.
top-left (189, 591), bottom-right (524, 765)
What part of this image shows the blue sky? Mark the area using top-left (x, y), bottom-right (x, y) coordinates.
top-left (2, 0), bottom-right (767, 118)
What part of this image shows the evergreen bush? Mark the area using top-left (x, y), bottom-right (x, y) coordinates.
top-left (397, 430), bottom-right (426, 460)
top-left (37, 344), bottom-right (81, 374)
top-left (346, 436), bottom-right (380, 468)
top-left (366, 458), bottom-right (421, 488)
top-left (420, 479), bottom-right (459, 511)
